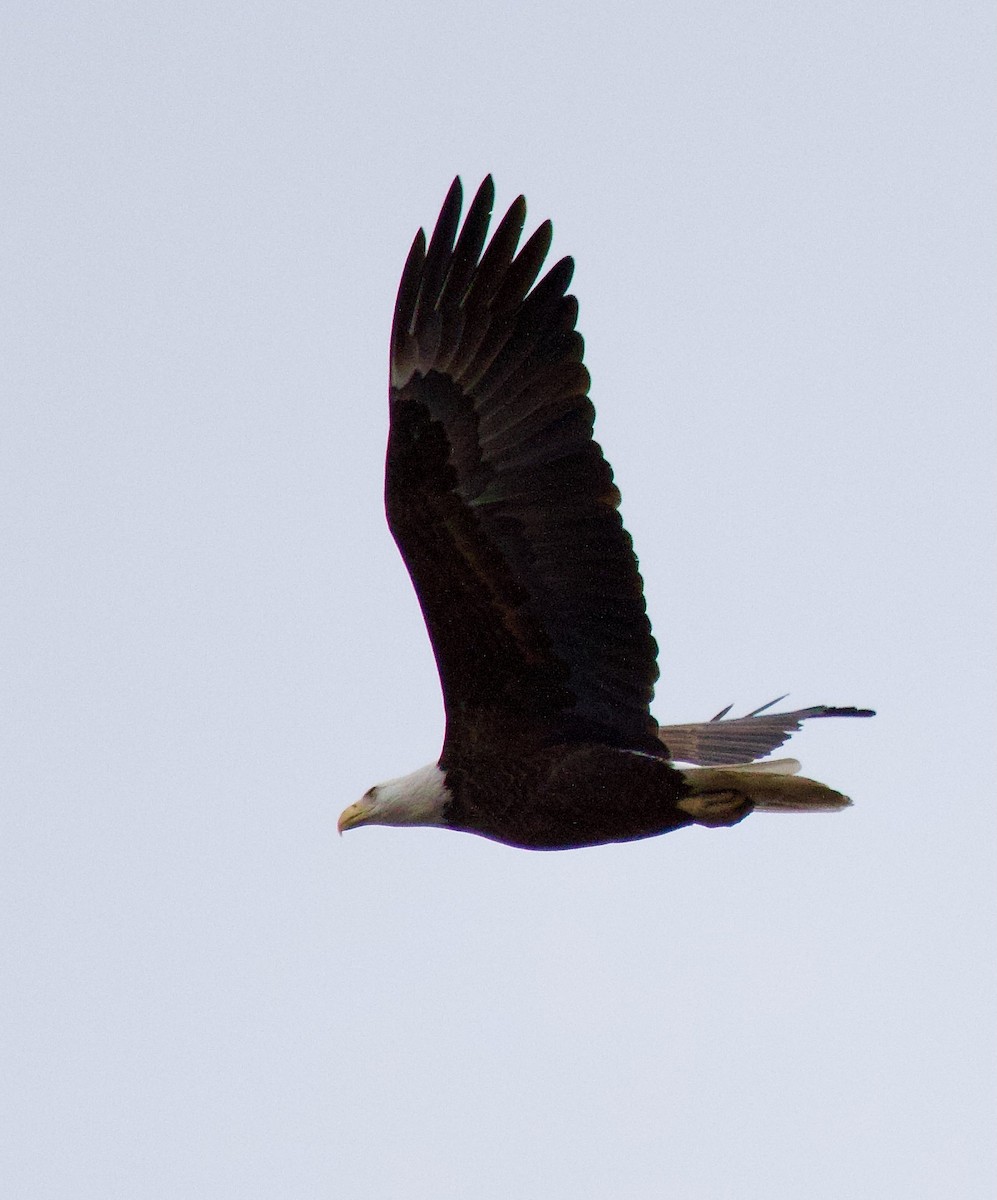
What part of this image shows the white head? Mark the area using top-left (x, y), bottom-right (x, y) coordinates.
top-left (338, 762), bottom-right (450, 834)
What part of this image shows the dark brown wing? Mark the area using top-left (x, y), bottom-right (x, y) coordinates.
top-left (386, 177), bottom-right (660, 759)
top-left (658, 699), bottom-right (876, 765)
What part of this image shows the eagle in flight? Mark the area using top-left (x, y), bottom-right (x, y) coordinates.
top-left (339, 178), bottom-right (873, 850)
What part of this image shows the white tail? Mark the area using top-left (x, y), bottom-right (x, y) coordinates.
top-left (711, 757), bottom-right (802, 776)
top-left (677, 759), bottom-right (852, 825)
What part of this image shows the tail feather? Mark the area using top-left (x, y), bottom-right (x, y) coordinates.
top-left (716, 757), bottom-right (802, 776)
top-left (678, 762), bottom-right (851, 826)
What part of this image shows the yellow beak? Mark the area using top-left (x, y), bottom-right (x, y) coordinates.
top-left (338, 800), bottom-right (369, 835)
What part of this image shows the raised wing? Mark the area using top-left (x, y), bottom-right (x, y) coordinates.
top-left (658, 699), bottom-right (875, 766)
top-left (386, 177), bottom-right (660, 758)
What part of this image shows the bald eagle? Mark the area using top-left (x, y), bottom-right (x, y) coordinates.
top-left (339, 178), bottom-right (873, 851)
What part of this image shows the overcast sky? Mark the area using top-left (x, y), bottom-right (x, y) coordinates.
top-left (3, 3), bottom-right (994, 1198)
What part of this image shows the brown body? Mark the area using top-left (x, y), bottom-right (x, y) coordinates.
top-left (444, 744), bottom-right (700, 850)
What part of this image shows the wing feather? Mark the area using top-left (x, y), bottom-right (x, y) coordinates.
top-left (659, 703), bottom-right (875, 765)
top-left (386, 177), bottom-right (660, 757)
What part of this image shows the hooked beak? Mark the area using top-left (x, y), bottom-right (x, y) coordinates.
top-left (338, 800), bottom-right (370, 835)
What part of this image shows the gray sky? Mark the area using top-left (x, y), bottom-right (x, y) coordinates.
top-left (3, 2), bottom-right (994, 1197)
